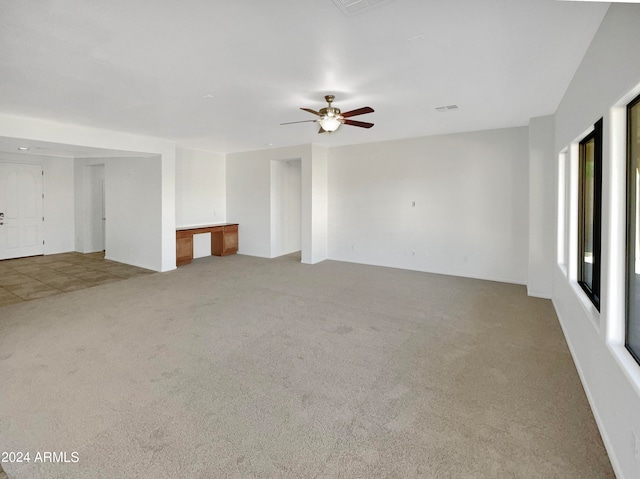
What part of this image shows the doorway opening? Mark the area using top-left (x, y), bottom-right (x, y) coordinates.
top-left (270, 158), bottom-right (302, 258)
top-left (82, 163), bottom-right (105, 253)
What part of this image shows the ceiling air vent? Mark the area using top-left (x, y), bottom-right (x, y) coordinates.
top-left (435, 105), bottom-right (459, 113)
top-left (332, 0), bottom-right (396, 16)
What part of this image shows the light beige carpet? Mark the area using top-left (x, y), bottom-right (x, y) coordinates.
top-left (0, 253), bottom-right (614, 478)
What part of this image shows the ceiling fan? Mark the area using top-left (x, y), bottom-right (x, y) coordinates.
top-left (281, 95), bottom-right (374, 133)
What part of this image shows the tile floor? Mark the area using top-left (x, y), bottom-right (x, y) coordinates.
top-left (0, 252), bottom-right (154, 307)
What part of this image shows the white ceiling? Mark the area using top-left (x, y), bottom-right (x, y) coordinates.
top-left (0, 0), bottom-right (610, 155)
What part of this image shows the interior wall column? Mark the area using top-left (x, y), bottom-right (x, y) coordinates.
top-left (301, 144), bottom-right (328, 264)
top-left (527, 114), bottom-right (555, 298)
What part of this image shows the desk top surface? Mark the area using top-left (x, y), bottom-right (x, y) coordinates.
top-left (176, 223), bottom-right (238, 232)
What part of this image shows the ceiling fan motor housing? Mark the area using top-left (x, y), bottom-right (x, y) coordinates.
top-left (319, 107), bottom-right (341, 118)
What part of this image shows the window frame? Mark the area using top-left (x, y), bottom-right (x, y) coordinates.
top-left (577, 118), bottom-right (603, 311)
top-left (626, 94), bottom-right (640, 365)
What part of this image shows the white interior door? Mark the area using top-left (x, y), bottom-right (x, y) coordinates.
top-left (0, 163), bottom-right (44, 260)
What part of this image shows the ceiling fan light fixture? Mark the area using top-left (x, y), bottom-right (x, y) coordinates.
top-left (318, 116), bottom-right (341, 132)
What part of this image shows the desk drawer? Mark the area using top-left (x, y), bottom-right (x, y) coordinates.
top-left (176, 230), bottom-right (193, 240)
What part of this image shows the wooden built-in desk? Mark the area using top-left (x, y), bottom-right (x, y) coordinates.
top-left (176, 223), bottom-right (238, 266)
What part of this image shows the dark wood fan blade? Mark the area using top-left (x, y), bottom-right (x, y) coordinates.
top-left (301, 108), bottom-right (321, 116)
top-left (318, 126), bottom-right (326, 134)
top-left (344, 119), bottom-right (374, 129)
top-left (280, 119), bottom-right (318, 125)
top-left (341, 106), bottom-right (374, 118)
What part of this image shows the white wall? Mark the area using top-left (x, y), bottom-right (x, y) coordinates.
top-left (309, 145), bottom-right (328, 264)
top-left (528, 115), bottom-right (555, 298)
top-left (328, 127), bottom-right (529, 284)
top-left (0, 152), bottom-right (75, 255)
top-left (226, 149), bottom-right (272, 258)
top-left (76, 156), bottom-right (163, 270)
top-left (0, 113), bottom-right (176, 271)
top-left (107, 156), bottom-right (163, 269)
top-left (270, 159), bottom-right (301, 257)
top-left (175, 147), bottom-right (226, 227)
top-left (227, 144), bottom-right (327, 263)
top-left (74, 160), bottom-right (89, 252)
top-left (553, 5), bottom-right (640, 479)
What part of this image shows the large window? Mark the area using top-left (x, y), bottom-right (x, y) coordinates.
top-left (627, 95), bottom-right (640, 365)
top-left (578, 118), bottom-right (602, 310)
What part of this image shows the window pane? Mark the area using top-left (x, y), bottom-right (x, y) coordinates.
top-left (582, 138), bottom-right (595, 290)
top-left (578, 119), bottom-right (601, 309)
top-left (627, 98), bottom-right (640, 363)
